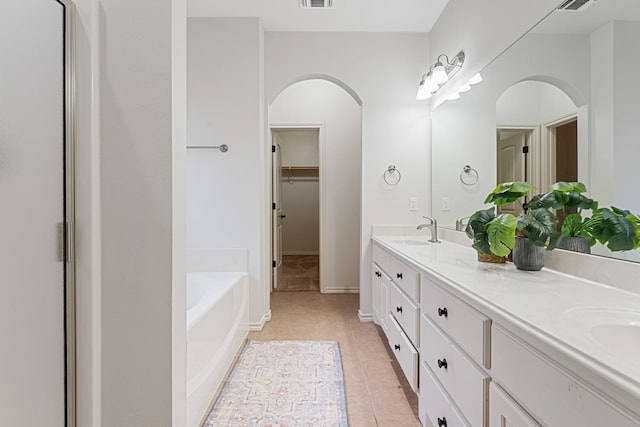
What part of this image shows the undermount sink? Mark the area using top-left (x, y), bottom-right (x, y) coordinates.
top-left (388, 238), bottom-right (430, 246)
top-left (563, 308), bottom-right (640, 362)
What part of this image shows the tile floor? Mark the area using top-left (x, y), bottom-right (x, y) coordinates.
top-left (248, 291), bottom-right (421, 427)
top-left (277, 255), bottom-right (320, 292)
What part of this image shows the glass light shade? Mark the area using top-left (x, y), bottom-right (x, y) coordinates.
top-left (424, 74), bottom-right (439, 92)
top-left (431, 63), bottom-right (449, 84)
top-left (416, 85), bottom-right (433, 100)
top-left (447, 91), bottom-right (460, 100)
top-left (458, 83), bottom-right (472, 93)
top-left (468, 73), bottom-right (483, 85)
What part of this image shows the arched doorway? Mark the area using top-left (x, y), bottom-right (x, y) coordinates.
top-left (269, 78), bottom-right (362, 295)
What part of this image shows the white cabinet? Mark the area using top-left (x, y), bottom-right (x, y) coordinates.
top-left (372, 235), bottom-right (640, 427)
top-left (371, 243), bottom-right (420, 392)
top-left (371, 262), bottom-right (390, 333)
top-left (489, 383), bottom-right (540, 427)
top-left (421, 314), bottom-right (489, 427)
top-left (421, 275), bottom-right (491, 368)
top-left (491, 325), bottom-right (639, 427)
top-left (420, 275), bottom-right (490, 427)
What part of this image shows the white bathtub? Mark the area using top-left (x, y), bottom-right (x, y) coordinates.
top-left (186, 271), bottom-right (249, 427)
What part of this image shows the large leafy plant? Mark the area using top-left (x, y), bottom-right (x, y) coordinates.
top-left (466, 181), bottom-right (557, 257)
top-left (526, 181), bottom-right (597, 248)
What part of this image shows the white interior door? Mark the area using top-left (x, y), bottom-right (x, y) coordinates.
top-left (497, 131), bottom-right (526, 216)
top-left (0, 1), bottom-right (70, 425)
top-left (272, 143), bottom-right (283, 289)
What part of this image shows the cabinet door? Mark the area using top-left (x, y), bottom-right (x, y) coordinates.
top-left (490, 383), bottom-right (540, 427)
top-left (371, 263), bottom-right (380, 324)
top-left (379, 272), bottom-right (391, 334)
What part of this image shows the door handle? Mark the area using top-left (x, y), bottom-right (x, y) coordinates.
top-left (279, 214), bottom-right (286, 218)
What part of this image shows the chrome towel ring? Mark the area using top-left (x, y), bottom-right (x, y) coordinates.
top-left (384, 165), bottom-right (401, 186)
top-left (460, 165), bottom-right (478, 185)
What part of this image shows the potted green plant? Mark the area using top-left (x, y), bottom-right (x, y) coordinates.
top-left (590, 206), bottom-right (640, 252)
top-left (466, 181), bottom-right (557, 270)
top-left (526, 182), bottom-right (597, 254)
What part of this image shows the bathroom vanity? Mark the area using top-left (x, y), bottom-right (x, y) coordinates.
top-left (371, 227), bottom-right (640, 427)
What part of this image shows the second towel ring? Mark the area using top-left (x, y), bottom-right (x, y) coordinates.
top-left (460, 165), bottom-right (479, 186)
top-left (384, 165), bottom-right (402, 186)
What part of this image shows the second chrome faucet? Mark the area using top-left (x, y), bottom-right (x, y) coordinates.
top-left (417, 216), bottom-right (441, 243)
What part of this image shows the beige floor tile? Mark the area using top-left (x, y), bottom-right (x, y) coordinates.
top-left (250, 290), bottom-right (419, 424)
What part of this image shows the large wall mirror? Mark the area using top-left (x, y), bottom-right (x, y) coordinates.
top-left (432, 0), bottom-right (640, 262)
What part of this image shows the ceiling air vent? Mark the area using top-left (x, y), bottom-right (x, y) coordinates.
top-left (298, 0), bottom-right (334, 9)
top-left (557, 0), bottom-right (598, 11)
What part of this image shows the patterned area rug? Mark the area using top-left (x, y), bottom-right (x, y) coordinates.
top-left (204, 340), bottom-right (348, 427)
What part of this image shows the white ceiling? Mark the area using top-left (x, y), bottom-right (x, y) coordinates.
top-left (187, 0), bottom-right (450, 32)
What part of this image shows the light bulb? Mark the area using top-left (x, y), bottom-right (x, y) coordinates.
top-left (424, 73), bottom-right (439, 92)
top-left (416, 85), bottom-right (433, 100)
top-left (432, 62), bottom-right (449, 84)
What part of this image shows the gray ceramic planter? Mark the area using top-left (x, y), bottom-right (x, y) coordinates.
top-left (556, 236), bottom-right (591, 254)
top-left (512, 236), bottom-right (545, 271)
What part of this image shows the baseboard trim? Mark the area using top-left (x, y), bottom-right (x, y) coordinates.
top-left (322, 288), bottom-right (360, 294)
top-left (249, 310), bottom-right (272, 331)
top-left (358, 310), bottom-right (374, 322)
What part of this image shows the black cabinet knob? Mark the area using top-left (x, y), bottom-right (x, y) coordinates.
top-left (396, 272), bottom-right (403, 279)
top-left (438, 307), bottom-right (448, 317)
top-left (394, 344), bottom-right (400, 351)
top-left (437, 358), bottom-right (448, 369)
top-left (437, 417), bottom-right (447, 427)
top-left (375, 271), bottom-right (381, 277)
top-left (396, 306), bottom-right (403, 313)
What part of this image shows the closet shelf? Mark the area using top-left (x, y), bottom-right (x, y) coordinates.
top-left (281, 166), bottom-right (319, 182)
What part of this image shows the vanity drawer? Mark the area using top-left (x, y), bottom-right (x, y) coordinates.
top-left (492, 325), bottom-right (639, 427)
top-left (419, 361), bottom-right (470, 427)
top-left (372, 244), bottom-right (390, 275)
top-left (389, 255), bottom-right (419, 302)
top-left (390, 282), bottom-right (419, 347)
top-left (490, 382), bottom-right (540, 427)
top-left (421, 314), bottom-right (489, 427)
top-left (421, 275), bottom-right (490, 368)
top-left (387, 314), bottom-right (418, 392)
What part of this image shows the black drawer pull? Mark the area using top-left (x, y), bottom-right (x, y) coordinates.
top-left (437, 358), bottom-right (448, 369)
top-left (438, 307), bottom-right (448, 317)
top-left (396, 272), bottom-right (403, 279)
top-left (394, 344), bottom-right (400, 351)
top-left (396, 306), bottom-right (403, 313)
top-left (438, 417), bottom-right (447, 427)
top-left (375, 271), bottom-right (381, 277)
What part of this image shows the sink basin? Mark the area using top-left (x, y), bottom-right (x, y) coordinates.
top-left (387, 238), bottom-right (430, 246)
top-left (563, 308), bottom-right (640, 362)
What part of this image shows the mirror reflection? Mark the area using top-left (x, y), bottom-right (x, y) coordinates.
top-left (431, 0), bottom-right (640, 262)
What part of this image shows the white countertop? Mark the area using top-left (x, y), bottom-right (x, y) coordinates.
top-left (372, 231), bottom-right (640, 408)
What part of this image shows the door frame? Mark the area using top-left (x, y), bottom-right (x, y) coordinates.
top-left (60, 0), bottom-right (77, 425)
top-left (542, 113), bottom-right (578, 191)
top-left (496, 125), bottom-right (538, 194)
top-left (269, 124), bottom-right (326, 293)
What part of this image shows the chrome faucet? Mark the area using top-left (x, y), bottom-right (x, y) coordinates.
top-left (417, 216), bottom-right (440, 243)
top-left (455, 216), bottom-right (470, 232)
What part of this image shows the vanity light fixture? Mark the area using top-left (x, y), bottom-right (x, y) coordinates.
top-left (416, 51), bottom-right (465, 100)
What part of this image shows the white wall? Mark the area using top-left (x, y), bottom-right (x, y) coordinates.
top-left (271, 80), bottom-right (360, 290)
top-left (266, 32), bottom-right (431, 314)
top-left (431, 33), bottom-right (590, 226)
top-left (497, 81), bottom-right (576, 126)
top-left (274, 129), bottom-right (320, 255)
top-left (186, 18), bottom-right (268, 328)
top-left (612, 21), bottom-right (640, 216)
top-left (429, 0), bottom-right (561, 107)
top-left (98, 0), bottom-right (179, 425)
